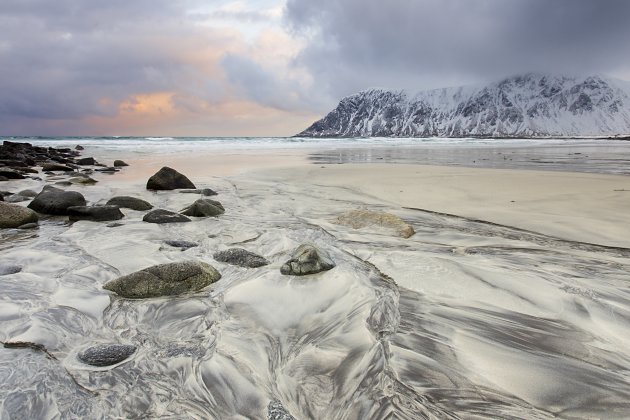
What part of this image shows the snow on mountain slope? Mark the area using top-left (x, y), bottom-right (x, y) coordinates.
top-left (297, 74), bottom-right (630, 137)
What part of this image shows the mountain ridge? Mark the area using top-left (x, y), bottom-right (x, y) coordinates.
top-left (297, 74), bottom-right (630, 138)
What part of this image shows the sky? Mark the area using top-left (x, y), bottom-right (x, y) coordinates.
top-left (1, 0), bottom-right (629, 137)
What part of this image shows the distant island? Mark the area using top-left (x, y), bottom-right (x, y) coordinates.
top-left (297, 73), bottom-right (630, 138)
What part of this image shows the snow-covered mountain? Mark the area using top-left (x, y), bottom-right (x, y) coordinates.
top-left (297, 74), bottom-right (630, 138)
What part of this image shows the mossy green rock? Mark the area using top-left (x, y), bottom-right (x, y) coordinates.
top-left (103, 261), bottom-right (221, 298)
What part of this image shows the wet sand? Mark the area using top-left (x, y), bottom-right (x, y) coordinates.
top-left (2, 144), bottom-right (630, 419)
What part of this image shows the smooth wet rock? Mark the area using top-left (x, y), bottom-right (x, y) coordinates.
top-left (75, 145), bottom-right (84, 151)
top-left (0, 202), bottom-right (39, 228)
top-left (179, 188), bottom-right (217, 196)
top-left (106, 196), bottom-right (153, 211)
top-left (95, 167), bottom-right (118, 173)
top-left (0, 263), bottom-right (22, 275)
top-left (280, 244), bottom-right (335, 276)
top-left (78, 344), bottom-right (136, 367)
top-left (113, 160), bottom-right (129, 167)
top-left (5, 194), bottom-right (30, 203)
top-left (146, 166), bottom-right (196, 190)
top-left (268, 400), bottom-right (296, 420)
top-left (17, 189), bottom-right (37, 198)
top-left (180, 199), bottom-right (224, 217)
top-left (68, 176), bottom-right (97, 185)
top-left (335, 209), bottom-right (415, 238)
top-left (68, 205), bottom-right (124, 222)
top-left (42, 162), bottom-right (74, 172)
top-left (18, 222), bottom-right (38, 229)
top-left (0, 169), bottom-right (25, 179)
top-left (214, 248), bottom-right (270, 268)
top-left (164, 240), bottom-right (198, 250)
top-left (103, 261), bottom-right (221, 298)
top-left (27, 186), bottom-right (86, 215)
top-left (143, 209), bottom-right (191, 224)
top-left (76, 157), bottom-right (96, 166)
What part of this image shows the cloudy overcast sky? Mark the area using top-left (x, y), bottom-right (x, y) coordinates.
top-left (1, 0), bottom-right (629, 136)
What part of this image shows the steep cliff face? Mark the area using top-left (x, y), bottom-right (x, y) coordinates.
top-left (298, 74), bottom-right (630, 137)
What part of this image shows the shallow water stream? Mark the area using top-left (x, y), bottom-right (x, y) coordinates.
top-left (1, 163), bottom-right (630, 419)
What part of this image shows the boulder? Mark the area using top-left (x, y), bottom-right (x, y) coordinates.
top-left (113, 160), bottom-right (129, 167)
top-left (280, 244), bottom-right (335, 276)
top-left (143, 209), bottom-right (191, 224)
top-left (334, 209), bottom-right (415, 238)
top-left (75, 145), bottom-right (84, 151)
top-left (76, 157), bottom-right (96, 166)
top-left (0, 202), bottom-right (39, 228)
top-left (179, 188), bottom-right (217, 196)
top-left (106, 196), bottom-right (153, 211)
top-left (103, 260), bottom-right (221, 298)
top-left (42, 163), bottom-right (75, 172)
top-left (67, 205), bottom-right (124, 222)
top-left (164, 240), bottom-right (198, 250)
top-left (28, 186), bottom-right (86, 215)
top-left (146, 167), bottom-right (195, 190)
top-left (180, 199), bottom-right (224, 217)
top-left (78, 344), bottom-right (136, 367)
top-left (213, 248), bottom-right (269, 268)
top-left (17, 189), bottom-right (37, 198)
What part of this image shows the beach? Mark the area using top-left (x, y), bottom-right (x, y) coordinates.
top-left (1, 138), bottom-right (630, 419)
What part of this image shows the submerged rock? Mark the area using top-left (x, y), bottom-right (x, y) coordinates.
top-left (180, 198), bottom-right (224, 217)
top-left (146, 166), bottom-right (196, 190)
top-left (335, 209), bottom-right (415, 238)
top-left (103, 260), bottom-right (221, 298)
top-left (0, 263), bottom-right (22, 276)
top-left (28, 186), bottom-right (86, 215)
top-left (179, 188), bottom-right (217, 196)
top-left (67, 205), bottom-right (124, 222)
top-left (0, 202), bottom-right (39, 228)
top-left (280, 244), bottom-right (335, 276)
top-left (113, 160), bottom-right (129, 167)
top-left (143, 209), bottom-right (191, 224)
top-left (268, 400), bottom-right (296, 420)
top-left (214, 248), bottom-right (269, 268)
top-left (41, 163), bottom-right (74, 172)
top-left (78, 344), bottom-right (136, 367)
top-left (164, 240), bottom-right (198, 250)
top-left (106, 196), bottom-right (153, 211)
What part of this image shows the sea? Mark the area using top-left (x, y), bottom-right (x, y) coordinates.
top-left (1, 136), bottom-right (630, 419)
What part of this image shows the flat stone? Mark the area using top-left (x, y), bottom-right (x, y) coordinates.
top-left (67, 205), bottom-right (125, 222)
top-left (106, 196), bottom-right (153, 211)
top-left (213, 248), bottom-right (269, 268)
top-left (164, 240), bottom-right (198, 250)
top-left (42, 163), bottom-right (75, 172)
top-left (68, 176), bottom-right (98, 185)
top-left (143, 209), bottom-right (191, 224)
top-left (78, 344), bottom-right (136, 367)
top-left (5, 194), bottom-right (30, 203)
top-left (103, 260), bottom-right (221, 298)
top-left (179, 188), bottom-right (217, 196)
top-left (334, 209), bottom-right (415, 238)
top-left (280, 244), bottom-right (335, 276)
top-left (180, 199), bottom-right (224, 217)
top-left (0, 169), bottom-right (25, 179)
top-left (146, 167), bottom-right (196, 190)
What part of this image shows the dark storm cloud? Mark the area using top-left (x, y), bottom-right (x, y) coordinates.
top-left (0, 0), bottom-right (230, 134)
top-left (284, 0), bottom-right (630, 99)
